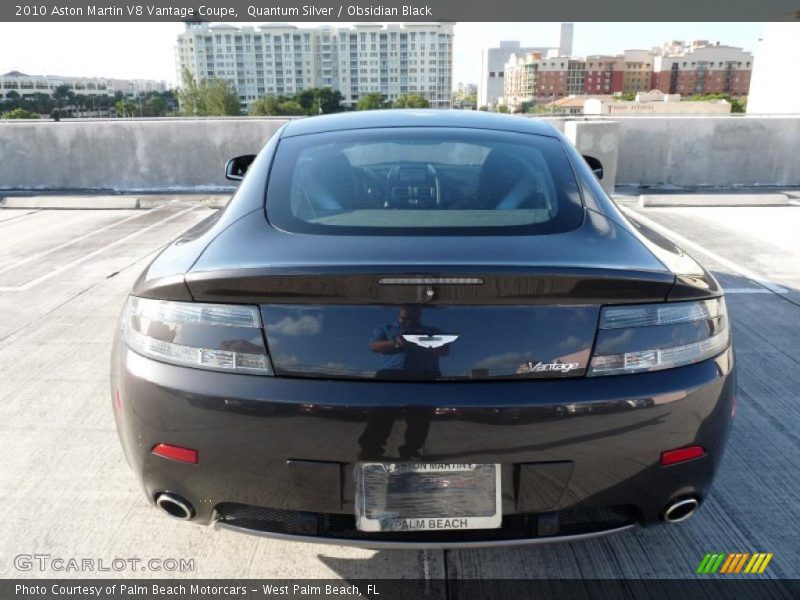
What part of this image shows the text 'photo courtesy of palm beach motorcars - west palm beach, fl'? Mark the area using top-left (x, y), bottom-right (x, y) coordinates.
top-left (111, 110), bottom-right (734, 548)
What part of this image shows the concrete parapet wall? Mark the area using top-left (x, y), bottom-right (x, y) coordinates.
top-left (564, 120), bottom-right (619, 194)
top-left (0, 118), bottom-right (290, 191)
top-left (613, 116), bottom-right (800, 188)
top-left (1, 115), bottom-right (798, 191)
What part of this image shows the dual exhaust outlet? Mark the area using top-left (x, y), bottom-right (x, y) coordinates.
top-left (155, 492), bottom-right (194, 521)
top-left (662, 496), bottom-right (700, 523)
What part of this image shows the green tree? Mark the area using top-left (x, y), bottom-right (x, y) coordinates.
top-left (115, 99), bottom-right (137, 117)
top-left (393, 94), bottom-right (430, 108)
top-left (529, 103), bottom-right (556, 114)
top-left (278, 100), bottom-right (305, 115)
top-left (684, 92), bottom-right (745, 113)
top-left (294, 87), bottom-right (344, 115)
top-left (204, 79), bottom-right (241, 116)
top-left (356, 92), bottom-right (387, 111)
top-left (2, 107), bottom-right (39, 119)
top-left (615, 91), bottom-right (637, 101)
top-left (177, 69), bottom-right (241, 116)
top-left (31, 92), bottom-right (54, 114)
top-left (53, 85), bottom-right (74, 107)
top-left (143, 94), bottom-right (167, 117)
top-left (496, 105), bottom-right (510, 114)
top-left (177, 68), bottom-right (205, 116)
top-left (250, 95), bottom-right (283, 116)
top-left (478, 105), bottom-right (489, 112)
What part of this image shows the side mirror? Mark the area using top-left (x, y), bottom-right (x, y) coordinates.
top-left (583, 155), bottom-right (603, 180)
top-left (225, 154), bottom-right (256, 181)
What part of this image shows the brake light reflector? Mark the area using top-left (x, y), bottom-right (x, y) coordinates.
top-left (661, 445), bottom-right (706, 466)
top-left (152, 443), bottom-right (198, 464)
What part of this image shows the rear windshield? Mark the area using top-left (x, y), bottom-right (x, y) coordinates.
top-left (266, 127), bottom-right (584, 236)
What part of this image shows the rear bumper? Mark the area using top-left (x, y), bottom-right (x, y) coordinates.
top-left (111, 338), bottom-right (734, 544)
top-left (213, 520), bottom-right (637, 549)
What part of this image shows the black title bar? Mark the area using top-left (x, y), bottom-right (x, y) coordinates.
top-left (4, 0), bottom-right (800, 22)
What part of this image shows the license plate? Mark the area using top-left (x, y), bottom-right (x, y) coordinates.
top-left (355, 463), bottom-right (502, 532)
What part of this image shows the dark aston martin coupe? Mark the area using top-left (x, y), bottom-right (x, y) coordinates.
top-left (111, 110), bottom-right (735, 548)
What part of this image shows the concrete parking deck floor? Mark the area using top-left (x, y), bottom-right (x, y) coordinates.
top-left (0, 196), bottom-right (798, 583)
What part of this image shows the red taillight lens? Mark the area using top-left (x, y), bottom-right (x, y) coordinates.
top-left (152, 443), bottom-right (198, 464)
top-left (661, 445), bottom-right (706, 466)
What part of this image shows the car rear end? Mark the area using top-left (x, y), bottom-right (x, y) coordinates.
top-left (111, 117), bottom-right (735, 547)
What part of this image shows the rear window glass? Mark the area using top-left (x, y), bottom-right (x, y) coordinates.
top-left (266, 127), bottom-right (584, 235)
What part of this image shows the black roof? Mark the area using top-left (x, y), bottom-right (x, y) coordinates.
top-left (281, 109), bottom-right (561, 138)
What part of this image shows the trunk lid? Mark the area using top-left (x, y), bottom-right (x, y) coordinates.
top-left (186, 209), bottom-right (675, 381)
top-left (261, 303), bottom-right (599, 380)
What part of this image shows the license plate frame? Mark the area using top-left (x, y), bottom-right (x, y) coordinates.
top-left (355, 463), bottom-right (502, 532)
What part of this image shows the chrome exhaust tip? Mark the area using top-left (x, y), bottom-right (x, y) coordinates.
top-left (155, 492), bottom-right (194, 520)
top-left (662, 496), bottom-right (700, 523)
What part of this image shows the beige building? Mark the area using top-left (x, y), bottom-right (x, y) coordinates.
top-left (548, 95), bottom-right (614, 115)
top-left (584, 91), bottom-right (731, 115)
top-left (0, 71), bottom-right (167, 100)
top-left (621, 49), bottom-right (654, 93)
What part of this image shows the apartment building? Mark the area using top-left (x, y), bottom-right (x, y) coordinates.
top-left (0, 71), bottom-right (167, 100)
top-left (176, 22), bottom-right (454, 111)
top-left (653, 43), bottom-right (753, 97)
top-left (621, 49), bottom-right (655, 93)
top-left (478, 23), bottom-right (574, 108)
top-left (503, 40), bottom-right (752, 113)
top-left (504, 52), bottom-right (621, 111)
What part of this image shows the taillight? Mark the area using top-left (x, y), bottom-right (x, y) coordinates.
top-left (122, 296), bottom-right (273, 375)
top-left (588, 297), bottom-right (729, 377)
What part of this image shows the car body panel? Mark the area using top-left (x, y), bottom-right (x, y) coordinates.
top-left (112, 343), bottom-right (734, 527)
top-left (261, 303), bottom-right (599, 380)
top-left (114, 112), bottom-right (735, 545)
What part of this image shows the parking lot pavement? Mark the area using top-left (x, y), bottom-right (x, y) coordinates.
top-left (0, 198), bottom-right (798, 584)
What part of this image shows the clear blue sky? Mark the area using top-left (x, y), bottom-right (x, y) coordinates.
top-left (0, 22), bottom-right (764, 88)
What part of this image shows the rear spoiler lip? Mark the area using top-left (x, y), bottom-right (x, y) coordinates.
top-left (181, 265), bottom-right (680, 306)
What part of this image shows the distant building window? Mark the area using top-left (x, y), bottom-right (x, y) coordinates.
top-left (489, 71), bottom-right (496, 77)
top-left (498, 71), bottom-right (504, 77)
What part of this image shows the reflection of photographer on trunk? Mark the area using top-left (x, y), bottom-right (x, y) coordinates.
top-left (360, 305), bottom-right (447, 460)
top-left (369, 305), bottom-right (449, 379)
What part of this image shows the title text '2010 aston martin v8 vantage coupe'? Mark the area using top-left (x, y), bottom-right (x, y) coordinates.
top-left (111, 111), bottom-right (734, 548)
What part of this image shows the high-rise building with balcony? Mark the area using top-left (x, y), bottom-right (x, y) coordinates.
top-left (176, 22), bottom-right (454, 112)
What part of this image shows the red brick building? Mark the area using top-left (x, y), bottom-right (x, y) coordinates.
top-left (653, 44), bottom-right (752, 97)
top-left (502, 41), bottom-right (753, 113)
